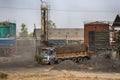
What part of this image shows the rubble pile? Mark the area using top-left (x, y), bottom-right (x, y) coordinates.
top-left (52, 60), bottom-right (80, 70)
top-left (52, 58), bottom-right (120, 72)
top-left (80, 58), bottom-right (120, 72)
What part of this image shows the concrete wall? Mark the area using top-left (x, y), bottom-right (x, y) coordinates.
top-left (34, 28), bottom-right (84, 41)
top-left (48, 28), bottom-right (84, 40)
top-left (16, 39), bottom-right (36, 62)
top-left (0, 39), bottom-right (36, 65)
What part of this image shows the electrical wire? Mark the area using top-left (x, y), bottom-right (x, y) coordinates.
top-left (0, 6), bottom-right (119, 13)
top-left (50, 9), bottom-right (118, 13)
top-left (0, 6), bottom-right (40, 10)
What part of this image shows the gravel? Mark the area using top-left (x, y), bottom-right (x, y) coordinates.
top-left (52, 60), bottom-right (80, 71)
top-left (55, 44), bottom-right (87, 53)
top-left (52, 58), bottom-right (120, 72)
top-left (80, 58), bottom-right (120, 72)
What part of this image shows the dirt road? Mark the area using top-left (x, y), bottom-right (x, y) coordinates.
top-left (0, 64), bottom-right (120, 80)
top-left (0, 56), bottom-right (120, 80)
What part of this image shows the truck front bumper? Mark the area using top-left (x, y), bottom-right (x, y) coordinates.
top-left (41, 59), bottom-right (50, 64)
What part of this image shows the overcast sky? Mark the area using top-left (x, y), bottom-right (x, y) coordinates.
top-left (0, 0), bottom-right (120, 34)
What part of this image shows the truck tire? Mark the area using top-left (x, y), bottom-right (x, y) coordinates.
top-left (72, 58), bottom-right (77, 63)
top-left (78, 58), bottom-right (82, 63)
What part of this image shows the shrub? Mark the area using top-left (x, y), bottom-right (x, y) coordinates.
top-left (35, 54), bottom-right (44, 63)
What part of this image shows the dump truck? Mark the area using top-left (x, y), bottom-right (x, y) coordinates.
top-left (35, 44), bottom-right (90, 64)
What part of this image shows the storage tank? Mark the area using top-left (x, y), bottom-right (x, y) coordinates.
top-left (84, 21), bottom-right (109, 45)
top-left (0, 21), bottom-right (16, 56)
top-left (0, 21), bottom-right (16, 38)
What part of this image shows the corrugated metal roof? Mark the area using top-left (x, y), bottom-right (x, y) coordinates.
top-left (112, 14), bottom-right (120, 27)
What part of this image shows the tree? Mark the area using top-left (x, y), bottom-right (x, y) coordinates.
top-left (28, 32), bottom-right (33, 38)
top-left (48, 20), bottom-right (56, 29)
top-left (19, 23), bottom-right (28, 37)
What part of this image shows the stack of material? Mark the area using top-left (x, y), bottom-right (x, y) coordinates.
top-left (80, 58), bottom-right (120, 72)
top-left (52, 60), bottom-right (80, 70)
top-left (55, 44), bottom-right (87, 53)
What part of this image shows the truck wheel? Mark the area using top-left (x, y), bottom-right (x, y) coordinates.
top-left (49, 60), bottom-right (54, 65)
top-left (78, 58), bottom-right (82, 63)
top-left (72, 58), bottom-right (77, 63)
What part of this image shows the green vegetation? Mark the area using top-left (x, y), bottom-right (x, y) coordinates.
top-left (19, 23), bottom-right (28, 37)
top-left (48, 20), bottom-right (56, 29)
top-left (0, 72), bottom-right (8, 79)
top-left (19, 23), bottom-right (33, 38)
top-left (35, 54), bottom-right (44, 63)
top-left (28, 32), bottom-right (33, 38)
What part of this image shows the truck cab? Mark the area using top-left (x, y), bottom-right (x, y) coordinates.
top-left (40, 47), bottom-right (57, 64)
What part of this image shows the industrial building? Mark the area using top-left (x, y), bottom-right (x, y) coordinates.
top-left (0, 21), bottom-right (16, 56)
top-left (33, 28), bottom-right (84, 46)
top-left (112, 14), bottom-right (120, 59)
top-left (84, 21), bottom-right (109, 45)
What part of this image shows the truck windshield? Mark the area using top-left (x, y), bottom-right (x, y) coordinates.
top-left (41, 50), bottom-right (53, 56)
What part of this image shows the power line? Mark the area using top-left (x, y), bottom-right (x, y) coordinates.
top-left (0, 6), bottom-right (119, 13)
top-left (50, 9), bottom-right (119, 13)
top-left (0, 6), bottom-right (40, 10)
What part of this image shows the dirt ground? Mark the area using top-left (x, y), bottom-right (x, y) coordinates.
top-left (0, 62), bottom-right (120, 80)
top-left (0, 55), bottom-right (120, 80)
top-left (0, 40), bottom-right (119, 80)
top-left (0, 68), bottom-right (120, 80)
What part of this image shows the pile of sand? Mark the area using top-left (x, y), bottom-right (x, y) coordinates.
top-left (52, 58), bottom-right (120, 72)
top-left (52, 60), bottom-right (80, 71)
top-left (55, 44), bottom-right (87, 53)
top-left (80, 58), bottom-right (120, 72)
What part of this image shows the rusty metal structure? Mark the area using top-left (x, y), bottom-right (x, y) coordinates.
top-left (84, 21), bottom-right (109, 45)
top-left (40, 0), bottom-right (49, 42)
top-left (89, 30), bottom-right (110, 55)
top-left (112, 14), bottom-right (120, 59)
top-left (34, 0), bottom-right (50, 54)
top-left (84, 21), bottom-right (111, 57)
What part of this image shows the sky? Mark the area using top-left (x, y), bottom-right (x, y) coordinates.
top-left (0, 0), bottom-right (120, 34)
